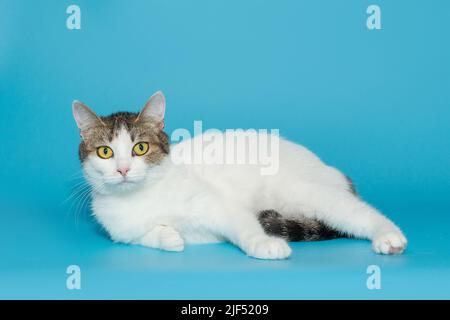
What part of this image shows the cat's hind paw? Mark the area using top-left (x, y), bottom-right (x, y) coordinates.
top-left (242, 235), bottom-right (292, 260)
top-left (372, 231), bottom-right (407, 255)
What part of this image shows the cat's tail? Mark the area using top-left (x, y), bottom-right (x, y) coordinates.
top-left (258, 209), bottom-right (345, 241)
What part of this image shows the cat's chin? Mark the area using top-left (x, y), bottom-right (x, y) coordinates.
top-left (112, 179), bottom-right (144, 191)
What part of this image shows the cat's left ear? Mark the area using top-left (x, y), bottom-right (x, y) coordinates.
top-left (136, 91), bottom-right (166, 130)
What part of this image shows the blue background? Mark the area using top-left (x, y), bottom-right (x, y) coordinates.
top-left (0, 0), bottom-right (449, 299)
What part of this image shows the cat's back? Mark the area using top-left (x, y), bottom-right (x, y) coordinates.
top-left (169, 129), bottom-right (320, 166)
top-left (167, 130), bottom-right (327, 189)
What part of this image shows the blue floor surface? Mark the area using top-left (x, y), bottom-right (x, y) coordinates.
top-left (1, 202), bottom-right (449, 299)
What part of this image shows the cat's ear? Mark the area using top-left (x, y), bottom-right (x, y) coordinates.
top-left (136, 91), bottom-right (166, 130)
top-left (72, 100), bottom-right (104, 138)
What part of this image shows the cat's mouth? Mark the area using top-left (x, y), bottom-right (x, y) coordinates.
top-left (110, 175), bottom-right (134, 185)
top-left (116, 175), bottom-right (146, 186)
top-left (96, 174), bottom-right (146, 191)
top-left (119, 178), bottom-right (136, 185)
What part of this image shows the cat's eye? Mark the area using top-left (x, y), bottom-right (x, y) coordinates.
top-left (133, 142), bottom-right (149, 156)
top-left (97, 146), bottom-right (114, 159)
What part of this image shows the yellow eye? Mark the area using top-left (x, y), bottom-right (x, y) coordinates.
top-left (133, 142), bottom-right (149, 156)
top-left (97, 146), bottom-right (114, 159)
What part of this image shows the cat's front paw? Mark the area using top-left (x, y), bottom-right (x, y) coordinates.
top-left (372, 230), bottom-right (407, 255)
top-left (158, 227), bottom-right (185, 252)
top-left (242, 235), bottom-right (292, 260)
top-left (140, 225), bottom-right (185, 252)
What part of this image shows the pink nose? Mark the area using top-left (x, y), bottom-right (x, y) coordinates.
top-left (117, 167), bottom-right (130, 176)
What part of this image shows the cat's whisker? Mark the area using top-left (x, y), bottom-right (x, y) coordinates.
top-left (61, 182), bottom-right (91, 206)
top-left (67, 177), bottom-right (87, 184)
top-left (69, 186), bottom-right (91, 213)
top-left (75, 190), bottom-right (92, 224)
top-left (66, 169), bottom-right (86, 178)
top-left (72, 181), bottom-right (108, 221)
top-left (72, 182), bottom-right (109, 225)
top-left (65, 173), bottom-right (87, 182)
top-left (68, 182), bottom-right (94, 213)
top-left (71, 184), bottom-right (100, 227)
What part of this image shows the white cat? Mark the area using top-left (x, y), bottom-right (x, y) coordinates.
top-left (72, 91), bottom-right (407, 259)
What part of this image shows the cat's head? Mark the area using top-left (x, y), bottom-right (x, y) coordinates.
top-left (72, 91), bottom-right (170, 194)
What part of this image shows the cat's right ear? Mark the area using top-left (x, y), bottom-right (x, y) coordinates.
top-left (72, 100), bottom-right (104, 138)
top-left (136, 91), bottom-right (166, 130)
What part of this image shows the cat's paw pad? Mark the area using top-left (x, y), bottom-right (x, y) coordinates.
top-left (372, 231), bottom-right (407, 255)
top-left (159, 227), bottom-right (185, 252)
top-left (244, 235), bottom-right (292, 260)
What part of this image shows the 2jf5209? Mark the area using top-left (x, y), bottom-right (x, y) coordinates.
top-left (225, 304), bottom-right (269, 317)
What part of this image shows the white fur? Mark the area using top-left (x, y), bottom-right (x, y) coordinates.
top-left (84, 130), bottom-right (407, 259)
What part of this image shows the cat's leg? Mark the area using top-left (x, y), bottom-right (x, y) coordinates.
top-left (284, 183), bottom-right (407, 254)
top-left (209, 208), bottom-right (292, 260)
top-left (138, 224), bottom-right (185, 252)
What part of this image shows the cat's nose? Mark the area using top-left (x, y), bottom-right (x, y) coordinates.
top-left (117, 167), bottom-right (130, 176)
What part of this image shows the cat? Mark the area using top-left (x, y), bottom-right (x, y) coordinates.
top-left (72, 90), bottom-right (407, 259)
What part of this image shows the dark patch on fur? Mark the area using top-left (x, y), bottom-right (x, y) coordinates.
top-left (78, 111), bottom-right (169, 164)
top-left (345, 175), bottom-right (358, 196)
top-left (258, 209), bottom-right (344, 241)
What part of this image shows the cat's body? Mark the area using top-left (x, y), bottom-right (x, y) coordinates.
top-left (93, 133), bottom-right (343, 245)
top-left (73, 91), bottom-right (407, 259)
